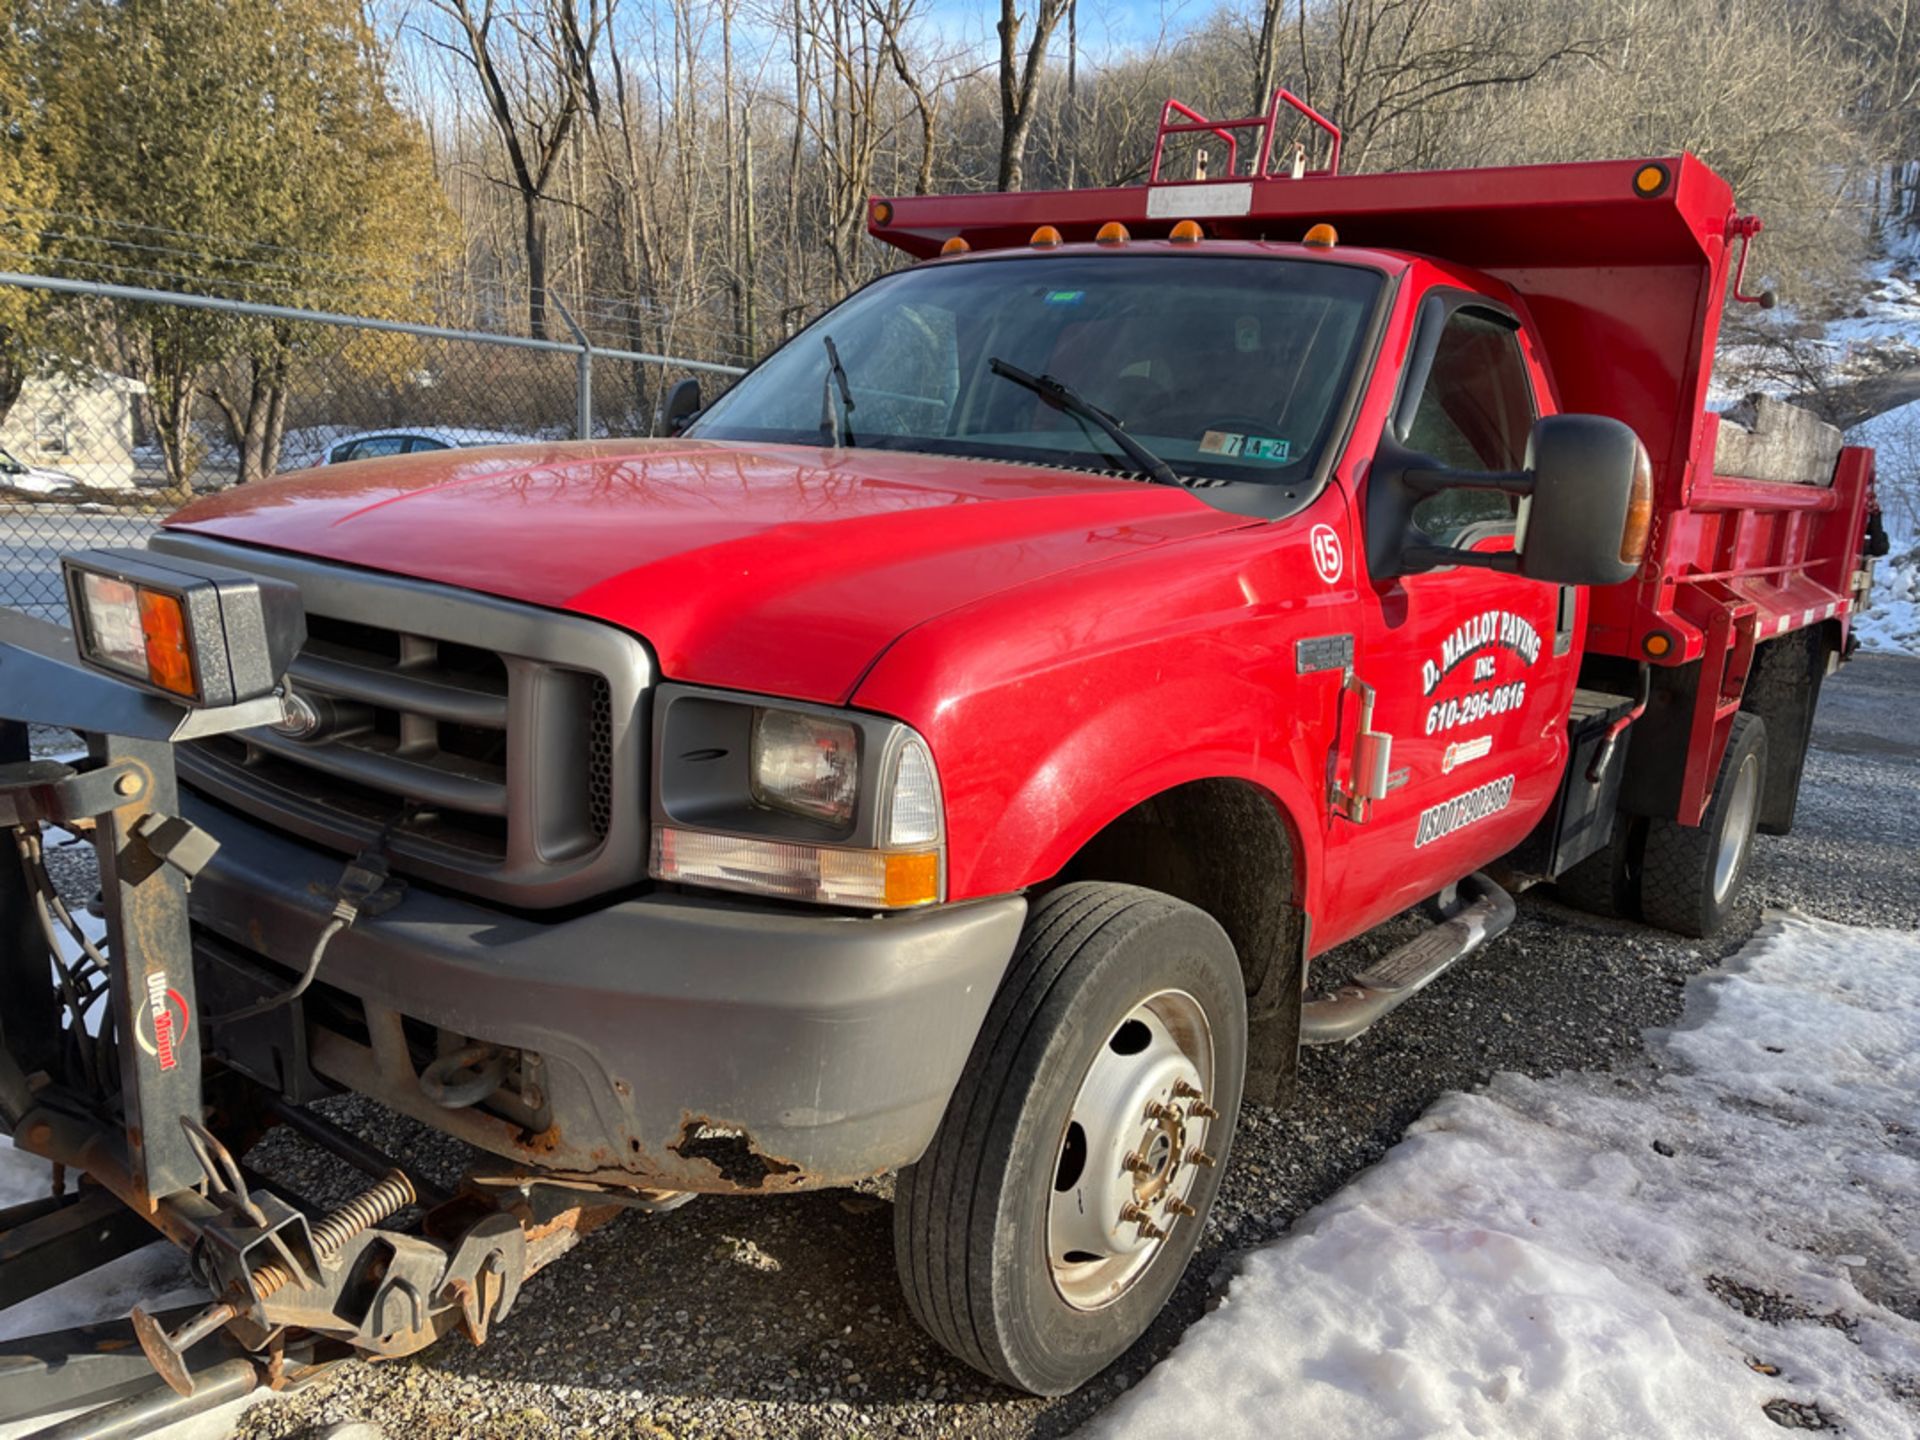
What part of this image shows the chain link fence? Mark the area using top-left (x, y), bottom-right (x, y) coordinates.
top-left (0, 273), bottom-right (746, 620)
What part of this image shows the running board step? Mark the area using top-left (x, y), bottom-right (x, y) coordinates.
top-left (1300, 872), bottom-right (1516, 1046)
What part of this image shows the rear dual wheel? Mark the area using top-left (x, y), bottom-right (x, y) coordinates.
top-left (894, 882), bottom-right (1246, 1395)
top-left (1557, 713), bottom-right (1768, 939)
top-left (1639, 713), bottom-right (1768, 938)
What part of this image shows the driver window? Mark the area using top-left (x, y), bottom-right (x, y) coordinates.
top-left (1404, 308), bottom-right (1536, 546)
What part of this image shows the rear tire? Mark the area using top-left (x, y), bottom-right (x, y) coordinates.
top-left (1638, 713), bottom-right (1768, 938)
top-left (1553, 815), bottom-right (1642, 920)
top-left (893, 882), bottom-right (1246, 1395)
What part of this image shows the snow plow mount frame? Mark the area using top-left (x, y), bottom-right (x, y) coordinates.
top-left (0, 607), bottom-right (622, 1435)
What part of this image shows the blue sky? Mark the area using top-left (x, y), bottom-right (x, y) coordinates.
top-left (915, 0), bottom-right (1218, 57)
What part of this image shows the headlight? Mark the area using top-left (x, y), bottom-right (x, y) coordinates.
top-left (751, 708), bottom-right (859, 825)
top-left (651, 686), bottom-right (945, 909)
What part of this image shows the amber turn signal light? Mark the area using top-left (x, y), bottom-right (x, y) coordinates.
top-left (1620, 444), bottom-right (1654, 565)
top-left (136, 588), bottom-right (194, 698)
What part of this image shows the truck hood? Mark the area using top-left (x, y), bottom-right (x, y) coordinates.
top-left (165, 438), bottom-right (1249, 702)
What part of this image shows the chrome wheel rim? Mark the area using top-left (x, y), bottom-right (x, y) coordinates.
top-left (1713, 751), bottom-right (1761, 904)
top-left (1046, 989), bottom-right (1216, 1312)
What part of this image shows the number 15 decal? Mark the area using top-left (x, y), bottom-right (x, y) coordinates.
top-left (1310, 524), bottom-right (1343, 585)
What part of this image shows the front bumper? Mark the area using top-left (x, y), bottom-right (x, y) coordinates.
top-left (185, 794), bottom-right (1026, 1193)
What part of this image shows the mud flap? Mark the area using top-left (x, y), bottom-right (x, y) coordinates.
top-left (1242, 912), bottom-right (1307, 1108)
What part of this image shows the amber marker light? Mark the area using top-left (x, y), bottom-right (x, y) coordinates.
top-left (1643, 632), bottom-right (1673, 658)
top-left (883, 850), bottom-right (943, 908)
top-left (1169, 219), bottom-right (1205, 245)
top-left (940, 236), bottom-right (970, 256)
top-left (1620, 444), bottom-right (1654, 565)
top-left (1303, 222), bottom-right (1338, 249)
top-left (1030, 225), bottom-right (1063, 249)
top-left (1095, 221), bottom-right (1130, 246)
top-left (137, 589), bottom-right (195, 698)
top-left (872, 199), bottom-right (895, 226)
top-left (1632, 163), bottom-right (1671, 198)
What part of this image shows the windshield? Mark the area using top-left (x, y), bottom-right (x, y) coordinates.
top-left (691, 254), bottom-right (1383, 487)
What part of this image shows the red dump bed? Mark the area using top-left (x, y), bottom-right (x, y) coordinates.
top-left (871, 125), bottom-right (1877, 821)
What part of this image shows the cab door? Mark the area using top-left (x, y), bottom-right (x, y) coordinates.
top-left (1343, 291), bottom-right (1579, 927)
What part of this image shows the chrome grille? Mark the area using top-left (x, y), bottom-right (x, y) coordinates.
top-left (151, 533), bottom-right (651, 909)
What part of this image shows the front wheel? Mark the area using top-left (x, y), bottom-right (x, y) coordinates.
top-left (893, 882), bottom-right (1247, 1395)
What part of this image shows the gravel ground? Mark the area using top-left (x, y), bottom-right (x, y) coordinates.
top-left (36, 655), bottom-right (1920, 1440)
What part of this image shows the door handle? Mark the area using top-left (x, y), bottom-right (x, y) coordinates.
top-left (1331, 668), bottom-right (1394, 823)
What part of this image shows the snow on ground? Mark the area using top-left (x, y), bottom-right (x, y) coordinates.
top-left (1852, 400), bottom-right (1920, 657)
top-left (1713, 221), bottom-right (1920, 415)
top-left (1090, 913), bottom-right (1920, 1440)
top-left (1858, 535), bottom-right (1920, 657)
top-left (0, 1137), bottom-right (252, 1440)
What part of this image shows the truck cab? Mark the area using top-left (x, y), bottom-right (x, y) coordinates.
top-left (45, 94), bottom-right (1875, 1398)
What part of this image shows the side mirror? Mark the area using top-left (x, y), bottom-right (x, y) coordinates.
top-left (656, 377), bottom-right (703, 437)
top-left (1367, 414), bottom-right (1651, 587)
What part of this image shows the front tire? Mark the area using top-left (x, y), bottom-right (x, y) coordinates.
top-left (893, 882), bottom-right (1246, 1395)
top-left (1638, 712), bottom-right (1768, 938)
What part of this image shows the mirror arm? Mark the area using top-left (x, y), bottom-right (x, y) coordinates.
top-left (1401, 544), bottom-right (1523, 576)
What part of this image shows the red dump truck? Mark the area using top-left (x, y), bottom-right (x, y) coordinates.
top-left (0, 91), bottom-right (1882, 1421)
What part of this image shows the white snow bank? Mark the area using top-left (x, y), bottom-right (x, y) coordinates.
top-left (1852, 398), bottom-right (1920, 656)
top-left (1090, 914), bottom-right (1920, 1440)
top-left (1859, 541), bottom-right (1920, 657)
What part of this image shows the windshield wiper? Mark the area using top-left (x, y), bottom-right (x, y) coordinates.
top-left (820, 334), bottom-right (856, 448)
top-left (987, 357), bottom-right (1182, 488)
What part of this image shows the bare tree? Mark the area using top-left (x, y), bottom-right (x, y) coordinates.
top-left (1281, 0), bottom-right (1609, 172)
top-left (424, 0), bottom-right (607, 338)
top-left (1838, 0), bottom-right (1920, 229)
top-left (997, 0), bottom-right (1070, 190)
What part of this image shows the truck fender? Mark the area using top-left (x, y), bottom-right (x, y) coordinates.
top-left (965, 680), bottom-right (1323, 915)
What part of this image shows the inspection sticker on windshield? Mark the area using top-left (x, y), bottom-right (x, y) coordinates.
top-left (1043, 289), bottom-right (1085, 305)
top-left (1200, 430), bottom-right (1290, 462)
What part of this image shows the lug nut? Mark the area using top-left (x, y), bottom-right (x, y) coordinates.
top-left (1186, 1147), bottom-right (1216, 1168)
top-left (1172, 1080), bottom-right (1203, 1099)
top-left (1144, 1101), bottom-right (1175, 1123)
top-left (1188, 1101), bottom-right (1220, 1120)
top-left (1164, 1196), bottom-right (1197, 1218)
top-left (1122, 1150), bottom-right (1152, 1176)
top-left (1134, 1217), bottom-right (1168, 1241)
